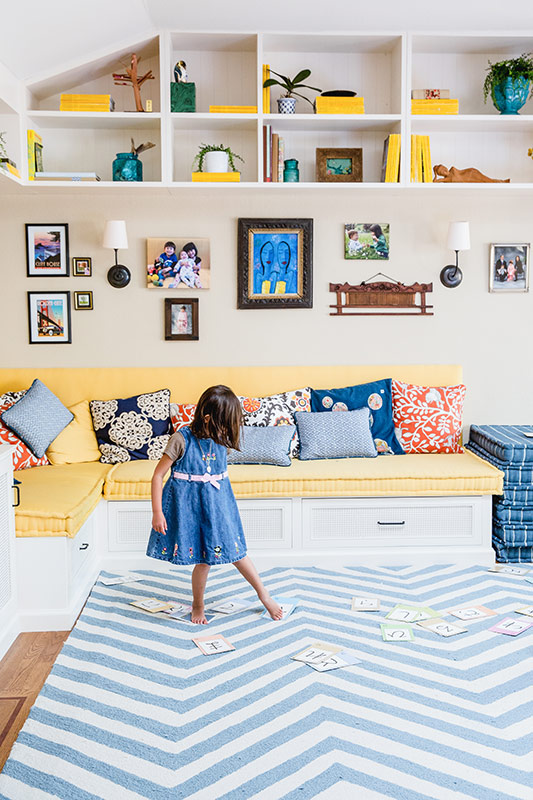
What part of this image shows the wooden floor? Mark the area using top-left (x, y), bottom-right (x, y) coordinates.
top-left (0, 631), bottom-right (69, 772)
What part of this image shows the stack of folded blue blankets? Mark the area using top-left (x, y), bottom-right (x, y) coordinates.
top-left (467, 425), bottom-right (533, 562)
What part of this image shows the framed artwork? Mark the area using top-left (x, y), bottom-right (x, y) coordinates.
top-left (72, 257), bottom-right (92, 277)
top-left (316, 148), bottom-right (362, 183)
top-left (237, 218), bottom-right (313, 309)
top-left (146, 238), bottom-right (210, 289)
top-left (345, 223), bottom-right (390, 260)
top-left (27, 291), bottom-right (71, 344)
top-left (165, 297), bottom-right (199, 340)
top-left (489, 243), bottom-right (529, 292)
top-left (25, 223), bottom-right (69, 276)
top-left (74, 291), bottom-right (93, 310)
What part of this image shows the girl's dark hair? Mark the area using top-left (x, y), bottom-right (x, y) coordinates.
top-left (183, 241), bottom-right (200, 263)
top-left (369, 224), bottom-right (383, 237)
top-left (190, 385), bottom-right (242, 449)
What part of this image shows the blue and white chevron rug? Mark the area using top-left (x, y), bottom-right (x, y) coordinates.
top-left (1, 564), bottom-right (532, 800)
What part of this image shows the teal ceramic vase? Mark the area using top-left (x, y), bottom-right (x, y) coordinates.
top-left (492, 76), bottom-right (530, 114)
top-left (113, 152), bottom-right (143, 181)
top-left (283, 158), bottom-right (299, 182)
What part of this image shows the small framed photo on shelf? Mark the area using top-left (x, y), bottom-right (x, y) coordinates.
top-left (165, 297), bottom-right (199, 340)
top-left (74, 291), bottom-right (93, 310)
top-left (25, 223), bottom-right (69, 277)
top-left (489, 243), bottom-right (529, 292)
top-left (72, 257), bottom-right (92, 277)
top-left (27, 291), bottom-right (71, 344)
top-left (237, 218), bottom-right (313, 309)
top-left (316, 148), bottom-right (362, 183)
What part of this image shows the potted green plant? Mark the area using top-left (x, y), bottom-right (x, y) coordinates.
top-left (263, 69), bottom-right (322, 114)
top-left (483, 53), bottom-right (533, 114)
top-left (0, 132), bottom-right (7, 160)
top-left (193, 143), bottom-right (244, 173)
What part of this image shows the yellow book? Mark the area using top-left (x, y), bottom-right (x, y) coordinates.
top-left (416, 135), bottom-right (423, 182)
top-left (410, 134), bottom-right (416, 182)
top-left (385, 134), bottom-right (400, 182)
top-left (191, 172), bottom-right (241, 182)
top-left (384, 135), bottom-right (394, 182)
top-left (315, 96), bottom-right (364, 114)
top-left (27, 129), bottom-right (42, 181)
top-left (263, 64), bottom-right (270, 113)
top-left (61, 94), bottom-right (112, 102)
top-left (422, 135), bottom-right (432, 182)
top-left (209, 105), bottom-right (257, 113)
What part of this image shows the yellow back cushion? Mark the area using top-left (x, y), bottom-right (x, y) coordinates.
top-left (46, 400), bottom-right (101, 465)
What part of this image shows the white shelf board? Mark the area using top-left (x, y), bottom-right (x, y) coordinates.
top-left (171, 113), bottom-right (258, 131)
top-left (26, 111), bottom-right (161, 130)
top-left (410, 114), bottom-right (533, 133)
top-left (263, 113), bottom-right (400, 132)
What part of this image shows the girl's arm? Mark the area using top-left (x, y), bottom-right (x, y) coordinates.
top-left (151, 454), bottom-right (173, 532)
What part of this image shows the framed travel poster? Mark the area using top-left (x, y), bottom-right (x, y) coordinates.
top-left (489, 243), bottom-right (529, 292)
top-left (26, 223), bottom-right (69, 276)
top-left (146, 238), bottom-right (210, 289)
top-left (27, 291), bottom-right (71, 344)
top-left (237, 218), bottom-right (313, 309)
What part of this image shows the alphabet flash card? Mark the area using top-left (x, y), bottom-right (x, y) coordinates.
top-left (193, 635), bottom-right (235, 655)
top-left (417, 618), bottom-right (468, 637)
top-left (448, 606), bottom-right (496, 621)
top-left (351, 597), bottom-right (380, 611)
top-left (380, 624), bottom-right (415, 642)
top-left (489, 618), bottom-right (533, 636)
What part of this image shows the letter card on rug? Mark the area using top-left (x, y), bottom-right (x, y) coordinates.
top-left (193, 635), bottom-right (235, 655)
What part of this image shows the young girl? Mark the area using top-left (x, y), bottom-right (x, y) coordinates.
top-left (147, 385), bottom-right (283, 623)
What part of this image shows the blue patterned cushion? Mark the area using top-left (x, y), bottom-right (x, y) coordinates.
top-left (294, 408), bottom-right (377, 460)
top-left (89, 389), bottom-right (172, 463)
top-left (227, 425), bottom-right (295, 466)
top-left (311, 379), bottom-right (404, 455)
top-left (0, 379), bottom-right (73, 458)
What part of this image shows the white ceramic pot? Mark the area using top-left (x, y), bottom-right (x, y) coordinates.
top-left (204, 150), bottom-right (229, 172)
top-left (277, 97), bottom-right (297, 114)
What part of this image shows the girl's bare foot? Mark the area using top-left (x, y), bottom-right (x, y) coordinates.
top-left (260, 593), bottom-right (283, 620)
top-left (191, 604), bottom-right (208, 624)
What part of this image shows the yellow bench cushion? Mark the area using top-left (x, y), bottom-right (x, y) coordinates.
top-left (15, 462), bottom-right (112, 538)
top-left (103, 451), bottom-right (503, 501)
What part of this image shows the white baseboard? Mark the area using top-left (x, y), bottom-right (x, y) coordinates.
top-left (0, 616), bottom-right (20, 661)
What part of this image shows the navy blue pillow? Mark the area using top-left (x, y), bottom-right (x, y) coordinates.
top-left (310, 379), bottom-right (404, 455)
top-left (89, 389), bottom-right (172, 463)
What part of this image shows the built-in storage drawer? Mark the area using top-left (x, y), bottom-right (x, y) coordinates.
top-left (237, 499), bottom-right (292, 550)
top-left (70, 514), bottom-right (96, 577)
top-left (108, 501), bottom-right (152, 552)
top-left (302, 497), bottom-right (480, 549)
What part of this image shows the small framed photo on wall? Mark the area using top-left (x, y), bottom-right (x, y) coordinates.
top-left (25, 223), bottom-right (69, 276)
top-left (74, 291), bottom-right (93, 310)
top-left (72, 257), bottom-right (92, 277)
top-left (27, 291), bottom-right (71, 344)
top-left (489, 243), bottom-right (529, 292)
top-left (165, 297), bottom-right (199, 340)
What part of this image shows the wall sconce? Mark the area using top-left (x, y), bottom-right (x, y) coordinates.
top-left (440, 221), bottom-right (470, 288)
top-left (103, 220), bottom-right (130, 288)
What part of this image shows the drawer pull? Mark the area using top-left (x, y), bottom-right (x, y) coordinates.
top-left (79, 542), bottom-right (89, 550)
top-left (377, 520), bottom-right (405, 526)
top-left (12, 485), bottom-right (20, 508)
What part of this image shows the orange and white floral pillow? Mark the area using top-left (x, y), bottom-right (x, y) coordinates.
top-left (170, 403), bottom-right (197, 432)
top-left (391, 381), bottom-right (466, 454)
top-left (0, 391), bottom-right (50, 470)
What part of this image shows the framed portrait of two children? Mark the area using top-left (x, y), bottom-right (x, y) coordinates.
top-left (146, 238), bottom-right (210, 289)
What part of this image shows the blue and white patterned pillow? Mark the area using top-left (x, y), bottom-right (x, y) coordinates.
top-left (89, 389), bottom-right (172, 463)
top-left (227, 425), bottom-right (295, 466)
top-left (294, 408), bottom-right (377, 460)
top-left (1, 379), bottom-right (73, 458)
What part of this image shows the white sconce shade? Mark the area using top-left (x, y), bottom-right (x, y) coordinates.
top-left (103, 220), bottom-right (128, 250)
top-left (446, 221), bottom-right (470, 252)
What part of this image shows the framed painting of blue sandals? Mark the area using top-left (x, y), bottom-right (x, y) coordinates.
top-left (237, 218), bottom-right (313, 309)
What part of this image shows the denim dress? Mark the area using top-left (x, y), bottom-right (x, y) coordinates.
top-left (146, 427), bottom-right (247, 565)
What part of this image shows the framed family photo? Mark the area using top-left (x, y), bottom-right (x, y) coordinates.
top-left (165, 297), bottom-right (199, 340)
top-left (316, 148), bottom-right (362, 183)
top-left (489, 243), bottom-right (529, 292)
top-left (26, 223), bottom-right (69, 276)
top-left (345, 223), bottom-right (390, 260)
top-left (72, 257), bottom-right (92, 277)
top-left (27, 291), bottom-right (71, 344)
top-left (147, 238), bottom-right (210, 289)
top-left (237, 218), bottom-right (313, 309)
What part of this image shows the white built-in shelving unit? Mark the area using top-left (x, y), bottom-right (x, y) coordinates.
top-left (1, 30), bottom-right (533, 189)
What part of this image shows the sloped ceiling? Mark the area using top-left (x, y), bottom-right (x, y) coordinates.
top-left (2, 0), bottom-right (531, 82)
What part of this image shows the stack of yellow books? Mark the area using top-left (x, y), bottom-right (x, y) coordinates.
top-left (315, 96), bottom-right (364, 114)
top-left (209, 105), bottom-right (257, 113)
top-left (262, 65), bottom-right (270, 113)
top-left (411, 98), bottom-right (459, 115)
top-left (191, 172), bottom-right (240, 182)
top-left (60, 94), bottom-right (115, 111)
top-left (410, 135), bottom-right (432, 182)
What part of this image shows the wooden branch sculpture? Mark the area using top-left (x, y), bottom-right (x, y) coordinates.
top-left (113, 53), bottom-right (155, 112)
top-left (433, 164), bottom-right (510, 183)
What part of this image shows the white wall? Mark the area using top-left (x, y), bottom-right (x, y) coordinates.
top-left (1, 186), bottom-right (532, 427)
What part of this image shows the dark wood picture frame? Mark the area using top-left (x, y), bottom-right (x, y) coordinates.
top-left (165, 297), bottom-right (199, 340)
top-left (72, 257), bottom-right (92, 277)
top-left (25, 223), bottom-right (69, 277)
top-left (237, 218), bottom-right (313, 309)
top-left (316, 148), bottom-right (363, 183)
top-left (27, 291), bottom-right (72, 344)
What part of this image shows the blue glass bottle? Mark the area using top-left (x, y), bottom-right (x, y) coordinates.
top-left (112, 152), bottom-right (143, 181)
top-left (283, 158), bottom-right (299, 182)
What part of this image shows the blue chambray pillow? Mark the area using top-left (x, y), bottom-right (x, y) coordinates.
top-left (294, 408), bottom-right (377, 460)
top-left (311, 378), bottom-right (404, 455)
top-left (0, 379), bottom-right (73, 458)
top-left (89, 389), bottom-right (172, 463)
top-left (227, 425), bottom-right (295, 466)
